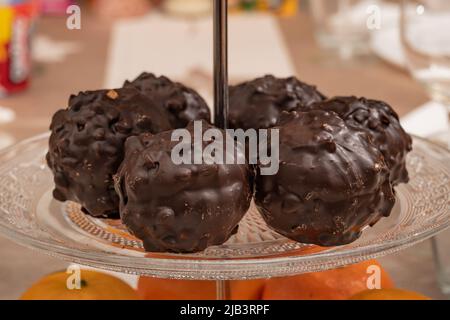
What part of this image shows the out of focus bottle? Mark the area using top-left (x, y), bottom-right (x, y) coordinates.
top-left (229, 0), bottom-right (298, 16)
top-left (0, 0), bottom-right (39, 96)
top-left (163, 0), bottom-right (212, 17)
top-left (92, 0), bottom-right (153, 19)
top-left (40, 0), bottom-right (75, 16)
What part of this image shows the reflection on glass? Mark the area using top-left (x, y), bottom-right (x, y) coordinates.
top-left (401, 0), bottom-right (450, 297)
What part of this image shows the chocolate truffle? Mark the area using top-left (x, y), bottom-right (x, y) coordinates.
top-left (115, 121), bottom-right (253, 253)
top-left (46, 88), bottom-right (172, 218)
top-left (254, 110), bottom-right (395, 247)
top-left (228, 75), bottom-right (326, 130)
top-left (124, 72), bottom-right (211, 128)
top-left (309, 96), bottom-right (412, 185)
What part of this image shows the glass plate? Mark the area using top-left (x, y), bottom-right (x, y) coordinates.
top-left (0, 133), bottom-right (448, 280)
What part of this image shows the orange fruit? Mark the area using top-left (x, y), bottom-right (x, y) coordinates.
top-left (137, 277), bottom-right (265, 300)
top-left (262, 260), bottom-right (394, 300)
top-left (21, 270), bottom-right (138, 300)
top-left (350, 288), bottom-right (430, 300)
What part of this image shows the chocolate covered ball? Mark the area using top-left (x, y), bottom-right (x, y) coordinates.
top-left (309, 96), bottom-right (412, 185)
top-left (124, 72), bottom-right (211, 128)
top-left (254, 110), bottom-right (395, 247)
top-left (228, 75), bottom-right (326, 130)
top-left (114, 121), bottom-right (253, 253)
top-left (46, 88), bottom-right (172, 218)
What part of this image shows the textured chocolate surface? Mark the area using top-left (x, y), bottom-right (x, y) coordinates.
top-left (309, 96), bottom-right (412, 185)
top-left (124, 72), bottom-right (211, 128)
top-left (228, 75), bottom-right (326, 130)
top-left (46, 88), bottom-right (172, 218)
top-left (115, 121), bottom-right (253, 253)
top-left (254, 110), bottom-right (395, 246)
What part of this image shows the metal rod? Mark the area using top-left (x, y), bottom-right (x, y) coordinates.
top-left (213, 0), bottom-right (229, 129)
top-left (213, 3), bottom-right (230, 299)
top-left (216, 279), bottom-right (231, 300)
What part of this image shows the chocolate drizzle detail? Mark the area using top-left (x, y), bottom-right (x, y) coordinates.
top-left (254, 110), bottom-right (396, 247)
top-left (228, 75), bottom-right (326, 130)
top-left (46, 88), bottom-right (172, 218)
top-left (114, 121), bottom-right (253, 253)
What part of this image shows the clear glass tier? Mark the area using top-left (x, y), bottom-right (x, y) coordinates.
top-left (0, 134), bottom-right (448, 280)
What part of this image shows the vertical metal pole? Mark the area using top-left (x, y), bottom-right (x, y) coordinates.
top-left (213, 0), bottom-right (231, 300)
top-left (216, 279), bottom-right (231, 300)
top-left (213, 0), bottom-right (229, 129)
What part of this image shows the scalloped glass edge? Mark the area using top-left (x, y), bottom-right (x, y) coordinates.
top-left (0, 133), bottom-right (448, 280)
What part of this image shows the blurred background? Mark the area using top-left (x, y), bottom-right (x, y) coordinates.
top-left (0, 0), bottom-right (449, 300)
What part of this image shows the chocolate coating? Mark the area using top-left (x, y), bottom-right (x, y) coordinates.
top-left (254, 110), bottom-right (395, 246)
top-left (46, 88), bottom-right (172, 218)
top-left (115, 121), bottom-right (253, 253)
top-left (228, 75), bottom-right (326, 130)
top-left (124, 72), bottom-right (211, 128)
top-left (309, 96), bottom-right (412, 185)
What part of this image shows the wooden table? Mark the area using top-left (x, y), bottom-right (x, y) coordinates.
top-left (0, 12), bottom-right (445, 300)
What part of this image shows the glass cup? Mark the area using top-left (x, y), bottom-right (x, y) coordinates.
top-left (400, 0), bottom-right (450, 145)
top-left (400, 0), bottom-right (450, 297)
top-left (309, 0), bottom-right (377, 59)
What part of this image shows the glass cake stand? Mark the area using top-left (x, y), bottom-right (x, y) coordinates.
top-left (0, 2), bottom-right (446, 300)
top-left (0, 133), bottom-right (449, 298)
